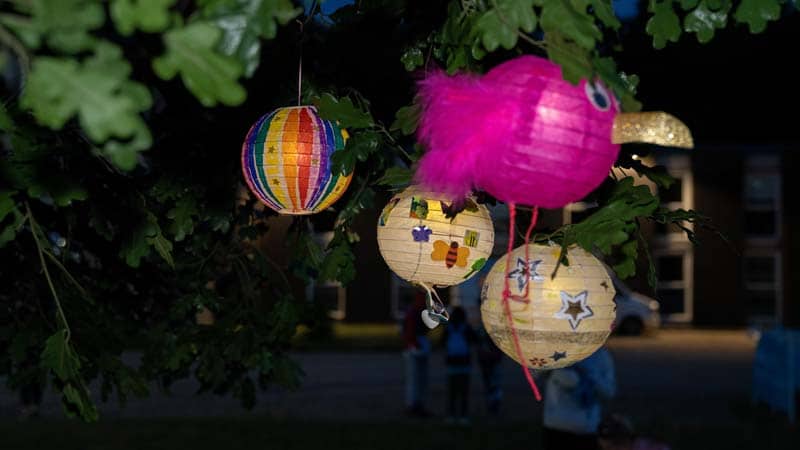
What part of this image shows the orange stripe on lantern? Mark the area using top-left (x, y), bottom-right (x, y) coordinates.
top-left (297, 108), bottom-right (314, 208)
top-left (283, 109), bottom-right (300, 210)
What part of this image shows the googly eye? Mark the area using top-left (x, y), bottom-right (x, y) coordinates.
top-left (585, 81), bottom-right (611, 112)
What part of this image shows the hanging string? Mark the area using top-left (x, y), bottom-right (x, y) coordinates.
top-left (297, 23), bottom-right (303, 106)
top-left (521, 206), bottom-right (539, 300)
top-left (501, 203), bottom-right (542, 401)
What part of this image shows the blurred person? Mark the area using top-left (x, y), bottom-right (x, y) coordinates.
top-left (542, 346), bottom-right (616, 450)
top-left (403, 292), bottom-right (432, 417)
top-left (443, 306), bottom-right (476, 424)
top-left (476, 324), bottom-right (503, 415)
top-left (598, 414), bottom-right (671, 450)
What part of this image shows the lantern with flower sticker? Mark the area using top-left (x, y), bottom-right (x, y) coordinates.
top-left (377, 186), bottom-right (495, 326)
top-left (241, 106), bottom-right (352, 215)
top-left (481, 243), bottom-right (616, 370)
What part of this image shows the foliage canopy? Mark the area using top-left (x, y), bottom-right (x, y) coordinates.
top-left (0, 0), bottom-right (795, 420)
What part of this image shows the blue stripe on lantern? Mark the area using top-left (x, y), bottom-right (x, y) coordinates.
top-left (306, 114), bottom-right (335, 208)
top-left (242, 115), bottom-right (276, 208)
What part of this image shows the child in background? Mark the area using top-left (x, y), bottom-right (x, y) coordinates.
top-left (443, 306), bottom-right (476, 424)
top-left (403, 292), bottom-right (432, 417)
top-left (476, 324), bottom-right (503, 415)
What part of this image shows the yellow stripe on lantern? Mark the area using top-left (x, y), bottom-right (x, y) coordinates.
top-left (314, 173), bottom-right (353, 212)
top-left (264, 111), bottom-right (291, 208)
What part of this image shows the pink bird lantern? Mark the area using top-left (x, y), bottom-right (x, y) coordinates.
top-left (414, 55), bottom-right (694, 401)
top-left (415, 55), bottom-right (693, 208)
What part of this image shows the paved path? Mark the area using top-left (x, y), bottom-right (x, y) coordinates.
top-left (0, 330), bottom-right (756, 424)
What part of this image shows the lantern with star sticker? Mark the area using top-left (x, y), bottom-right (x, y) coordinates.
top-left (480, 243), bottom-right (616, 369)
top-left (241, 106), bottom-right (352, 214)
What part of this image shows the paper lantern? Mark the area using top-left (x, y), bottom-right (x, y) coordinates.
top-left (415, 55), bottom-right (693, 208)
top-left (241, 106), bottom-right (352, 214)
top-left (377, 187), bottom-right (495, 288)
top-left (480, 243), bottom-right (616, 370)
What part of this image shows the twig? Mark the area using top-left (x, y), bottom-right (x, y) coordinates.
top-left (26, 203), bottom-right (72, 341)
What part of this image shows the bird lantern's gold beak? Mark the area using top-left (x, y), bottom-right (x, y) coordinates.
top-left (612, 112), bottom-right (694, 149)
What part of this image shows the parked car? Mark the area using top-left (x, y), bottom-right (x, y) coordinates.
top-left (612, 276), bottom-right (661, 335)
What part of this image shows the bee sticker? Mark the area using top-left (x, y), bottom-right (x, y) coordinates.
top-left (463, 230), bottom-right (479, 247)
top-left (431, 240), bottom-right (470, 268)
top-left (379, 198), bottom-right (399, 226)
top-left (409, 196), bottom-right (429, 219)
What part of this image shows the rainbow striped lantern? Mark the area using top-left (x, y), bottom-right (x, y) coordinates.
top-left (241, 106), bottom-right (352, 214)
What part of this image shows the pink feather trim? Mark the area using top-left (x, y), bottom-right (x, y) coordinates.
top-left (414, 70), bottom-right (502, 200)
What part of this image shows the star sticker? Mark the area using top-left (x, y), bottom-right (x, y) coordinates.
top-left (268, 146), bottom-right (277, 154)
top-left (551, 351), bottom-right (567, 361)
top-left (311, 157), bottom-right (320, 165)
top-left (600, 281), bottom-right (609, 291)
top-left (554, 290), bottom-right (593, 331)
top-left (507, 258), bottom-right (544, 291)
top-left (272, 178), bottom-right (280, 186)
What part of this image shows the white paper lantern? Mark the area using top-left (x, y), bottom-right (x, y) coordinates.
top-left (481, 243), bottom-right (616, 369)
top-left (377, 187), bottom-right (495, 288)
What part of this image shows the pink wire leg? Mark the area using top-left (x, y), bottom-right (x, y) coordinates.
top-left (501, 203), bottom-right (542, 401)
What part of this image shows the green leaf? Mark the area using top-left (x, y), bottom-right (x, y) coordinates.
top-left (0, 0), bottom-right (105, 53)
top-left (593, 56), bottom-right (643, 112)
top-left (203, 0), bottom-right (302, 77)
top-left (435, 1), bottom-right (480, 72)
top-left (153, 22), bottom-right (247, 107)
top-left (0, 191), bottom-right (24, 248)
top-left (474, 0), bottom-right (537, 52)
top-left (40, 329), bottom-right (81, 381)
top-left (120, 213), bottom-right (160, 267)
top-left (590, 0), bottom-right (622, 30)
top-left (679, 0), bottom-right (700, 9)
top-left (540, 0), bottom-right (602, 49)
top-left (646, 0), bottom-right (683, 49)
top-left (568, 177), bottom-right (659, 254)
top-left (0, 103), bottom-right (13, 131)
top-left (612, 240), bottom-right (638, 279)
top-left (313, 94), bottom-right (374, 129)
top-left (61, 383), bottom-right (99, 422)
top-left (0, 191), bottom-right (18, 223)
top-left (618, 159), bottom-right (676, 188)
top-left (331, 130), bottom-right (380, 175)
top-left (167, 196), bottom-right (198, 241)
top-left (111, 0), bottom-right (176, 35)
top-left (734, 0), bottom-right (781, 33)
top-left (684, 1), bottom-right (729, 43)
top-left (401, 47), bottom-right (424, 71)
top-left (390, 102), bottom-right (421, 136)
top-left (376, 166), bottom-right (413, 188)
top-left (544, 31), bottom-right (593, 84)
top-left (318, 240), bottom-right (356, 284)
top-left (21, 47), bottom-right (153, 152)
top-left (148, 233), bottom-right (175, 269)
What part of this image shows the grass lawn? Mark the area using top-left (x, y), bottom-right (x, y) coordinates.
top-left (1, 417), bottom-right (797, 450)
